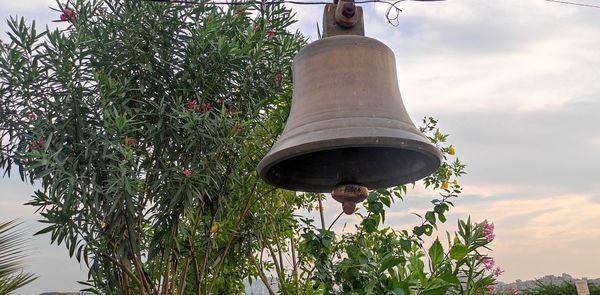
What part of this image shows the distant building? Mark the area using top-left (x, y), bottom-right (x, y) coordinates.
top-left (498, 273), bottom-right (600, 292)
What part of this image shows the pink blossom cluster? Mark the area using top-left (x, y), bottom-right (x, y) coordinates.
top-left (483, 257), bottom-right (495, 270)
top-left (273, 73), bottom-right (282, 84)
top-left (493, 267), bottom-right (504, 277)
top-left (31, 139), bottom-right (46, 152)
top-left (483, 257), bottom-right (504, 277)
top-left (486, 284), bottom-right (496, 292)
top-left (185, 99), bottom-right (215, 113)
top-left (59, 8), bottom-right (75, 22)
top-left (481, 219), bottom-right (495, 242)
top-left (510, 288), bottom-right (518, 295)
top-left (185, 99), bottom-right (197, 110)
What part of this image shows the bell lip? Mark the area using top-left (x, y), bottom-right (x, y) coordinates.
top-left (293, 35), bottom-right (392, 65)
top-left (257, 136), bottom-right (442, 193)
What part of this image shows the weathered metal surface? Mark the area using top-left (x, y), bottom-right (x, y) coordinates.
top-left (257, 35), bottom-right (442, 193)
top-left (322, 3), bottom-right (364, 37)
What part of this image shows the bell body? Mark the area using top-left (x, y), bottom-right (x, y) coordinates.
top-left (258, 35), bottom-right (442, 192)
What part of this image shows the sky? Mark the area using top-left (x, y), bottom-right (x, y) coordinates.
top-left (1, 0), bottom-right (600, 293)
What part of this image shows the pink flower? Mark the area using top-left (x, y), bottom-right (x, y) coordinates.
top-left (493, 267), bottom-right (504, 277)
top-left (185, 100), bottom-right (197, 110)
top-left (481, 220), bottom-right (495, 242)
top-left (273, 73), bottom-right (282, 84)
top-left (126, 137), bottom-right (138, 145)
top-left (24, 111), bottom-right (36, 120)
top-left (182, 169), bottom-right (192, 176)
top-left (59, 8), bottom-right (75, 22)
top-left (510, 288), bottom-right (518, 295)
top-left (31, 139), bottom-right (46, 152)
top-left (486, 284), bottom-right (496, 292)
top-left (483, 257), bottom-right (495, 271)
top-left (483, 220), bottom-right (495, 235)
top-left (266, 30), bottom-right (276, 40)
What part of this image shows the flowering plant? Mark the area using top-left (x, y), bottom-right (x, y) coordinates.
top-left (0, 0), bottom-right (305, 293)
top-left (249, 118), bottom-right (503, 294)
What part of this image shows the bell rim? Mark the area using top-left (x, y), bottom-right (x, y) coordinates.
top-left (257, 136), bottom-right (442, 192)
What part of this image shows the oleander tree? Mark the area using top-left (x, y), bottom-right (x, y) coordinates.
top-left (0, 0), bottom-right (502, 294)
top-left (1, 0), bottom-right (305, 293)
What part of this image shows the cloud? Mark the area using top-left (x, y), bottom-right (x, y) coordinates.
top-left (0, 0), bottom-right (55, 12)
top-left (352, 0), bottom-right (600, 113)
top-left (0, 0), bottom-right (59, 44)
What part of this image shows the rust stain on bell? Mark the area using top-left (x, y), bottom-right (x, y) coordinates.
top-left (257, 4), bottom-right (442, 194)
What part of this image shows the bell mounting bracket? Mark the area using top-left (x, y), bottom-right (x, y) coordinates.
top-left (322, 0), bottom-right (365, 37)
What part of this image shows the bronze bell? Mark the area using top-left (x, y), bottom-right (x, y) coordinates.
top-left (257, 2), bottom-right (442, 213)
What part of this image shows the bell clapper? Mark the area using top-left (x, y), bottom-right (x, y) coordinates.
top-left (331, 184), bottom-right (368, 215)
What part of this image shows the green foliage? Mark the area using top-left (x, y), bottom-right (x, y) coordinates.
top-left (0, 220), bottom-right (37, 295)
top-left (0, 0), bottom-right (304, 294)
top-left (253, 118), bottom-right (501, 295)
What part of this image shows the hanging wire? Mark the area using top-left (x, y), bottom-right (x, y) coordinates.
top-left (543, 0), bottom-right (600, 9)
top-left (144, 0), bottom-right (446, 26)
top-left (144, 0), bottom-right (598, 29)
top-left (146, 0), bottom-right (444, 5)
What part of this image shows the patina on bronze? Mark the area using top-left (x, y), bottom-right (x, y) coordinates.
top-left (257, 3), bottom-right (442, 214)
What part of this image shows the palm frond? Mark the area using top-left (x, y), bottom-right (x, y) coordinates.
top-left (0, 220), bottom-right (37, 295)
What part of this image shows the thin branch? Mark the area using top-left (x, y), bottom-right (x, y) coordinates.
top-left (327, 211), bottom-right (344, 231)
top-left (266, 242), bottom-right (285, 280)
top-left (98, 253), bottom-right (144, 289)
top-left (318, 197), bottom-right (326, 230)
top-left (250, 256), bottom-right (277, 295)
top-left (176, 258), bottom-right (190, 295)
top-left (290, 236), bottom-right (299, 288)
top-left (206, 183), bottom-right (260, 293)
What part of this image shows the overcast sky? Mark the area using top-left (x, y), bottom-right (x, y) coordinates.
top-left (1, 0), bottom-right (600, 293)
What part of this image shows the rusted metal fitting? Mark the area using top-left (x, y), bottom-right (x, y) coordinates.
top-left (341, 2), bottom-right (356, 18)
top-left (335, 0), bottom-right (359, 28)
top-left (331, 184), bottom-right (368, 215)
top-left (322, 2), bottom-right (364, 37)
